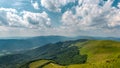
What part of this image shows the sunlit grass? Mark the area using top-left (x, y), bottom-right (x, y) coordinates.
top-left (61, 40), bottom-right (120, 68)
top-left (29, 60), bottom-right (50, 68)
top-left (28, 40), bottom-right (120, 68)
top-left (43, 63), bottom-right (66, 68)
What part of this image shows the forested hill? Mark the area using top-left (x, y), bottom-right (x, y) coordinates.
top-left (0, 39), bottom-right (120, 68)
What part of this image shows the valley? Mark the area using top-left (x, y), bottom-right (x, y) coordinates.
top-left (0, 38), bottom-right (120, 68)
top-left (0, 36), bottom-right (75, 55)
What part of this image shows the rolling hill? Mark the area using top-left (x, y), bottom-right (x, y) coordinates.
top-left (21, 40), bottom-right (120, 68)
top-left (0, 39), bottom-right (120, 68)
top-left (0, 35), bottom-right (119, 54)
top-left (0, 36), bottom-right (74, 55)
top-left (0, 39), bottom-right (88, 68)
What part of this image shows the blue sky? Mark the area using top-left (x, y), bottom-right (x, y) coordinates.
top-left (0, 0), bottom-right (120, 37)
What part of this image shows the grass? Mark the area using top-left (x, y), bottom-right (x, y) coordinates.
top-left (43, 63), bottom-right (66, 68)
top-left (27, 40), bottom-right (120, 68)
top-left (68, 57), bottom-right (120, 68)
top-left (29, 60), bottom-right (50, 68)
top-left (68, 40), bottom-right (120, 68)
top-left (28, 60), bottom-right (66, 68)
top-left (80, 40), bottom-right (120, 63)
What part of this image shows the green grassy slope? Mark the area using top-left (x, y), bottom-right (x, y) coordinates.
top-left (80, 40), bottom-right (120, 62)
top-left (28, 40), bottom-right (120, 68)
top-left (29, 60), bottom-right (50, 68)
top-left (28, 60), bottom-right (65, 68)
top-left (68, 40), bottom-right (120, 68)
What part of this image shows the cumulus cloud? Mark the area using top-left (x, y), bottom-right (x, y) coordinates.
top-left (41, 0), bottom-right (76, 12)
top-left (0, 8), bottom-right (22, 26)
top-left (22, 11), bottom-right (51, 29)
top-left (31, 0), bottom-right (39, 9)
top-left (0, 7), bottom-right (53, 37)
top-left (61, 0), bottom-right (120, 35)
top-left (118, 3), bottom-right (120, 8)
top-left (0, 0), bottom-right (120, 37)
top-left (0, 8), bottom-right (51, 29)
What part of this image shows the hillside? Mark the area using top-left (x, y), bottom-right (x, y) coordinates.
top-left (0, 39), bottom-right (88, 68)
top-left (0, 36), bottom-right (73, 55)
top-left (0, 39), bottom-right (120, 68)
top-left (0, 36), bottom-right (119, 56)
top-left (0, 36), bottom-right (119, 52)
top-left (22, 40), bottom-right (120, 68)
top-left (67, 40), bottom-right (120, 68)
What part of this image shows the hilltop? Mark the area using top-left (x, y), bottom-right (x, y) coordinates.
top-left (0, 39), bottom-right (120, 68)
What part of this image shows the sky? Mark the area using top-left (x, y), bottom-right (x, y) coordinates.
top-left (0, 0), bottom-right (120, 37)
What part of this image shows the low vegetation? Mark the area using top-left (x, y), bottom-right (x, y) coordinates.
top-left (26, 40), bottom-right (120, 68)
top-left (0, 39), bottom-right (120, 68)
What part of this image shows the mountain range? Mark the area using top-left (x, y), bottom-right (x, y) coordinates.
top-left (0, 36), bottom-right (120, 56)
top-left (0, 38), bottom-right (120, 68)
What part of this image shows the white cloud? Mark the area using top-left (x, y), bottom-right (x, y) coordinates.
top-left (0, 0), bottom-right (120, 37)
top-left (0, 7), bottom-right (53, 37)
top-left (118, 3), bottom-right (120, 8)
top-left (41, 0), bottom-right (76, 12)
top-left (0, 8), bottom-right (51, 29)
top-left (61, 0), bottom-right (120, 36)
top-left (22, 11), bottom-right (51, 29)
top-left (31, 1), bottom-right (39, 9)
top-left (0, 26), bottom-right (8, 31)
top-left (0, 8), bottom-right (23, 27)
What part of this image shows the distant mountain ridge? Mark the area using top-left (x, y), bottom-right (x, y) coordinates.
top-left (0, 36), bottom-right (73, 52)
top-left (76, 36), bottom-right (120, 41)
top-left (0, 35), bottom-right (120, 55)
